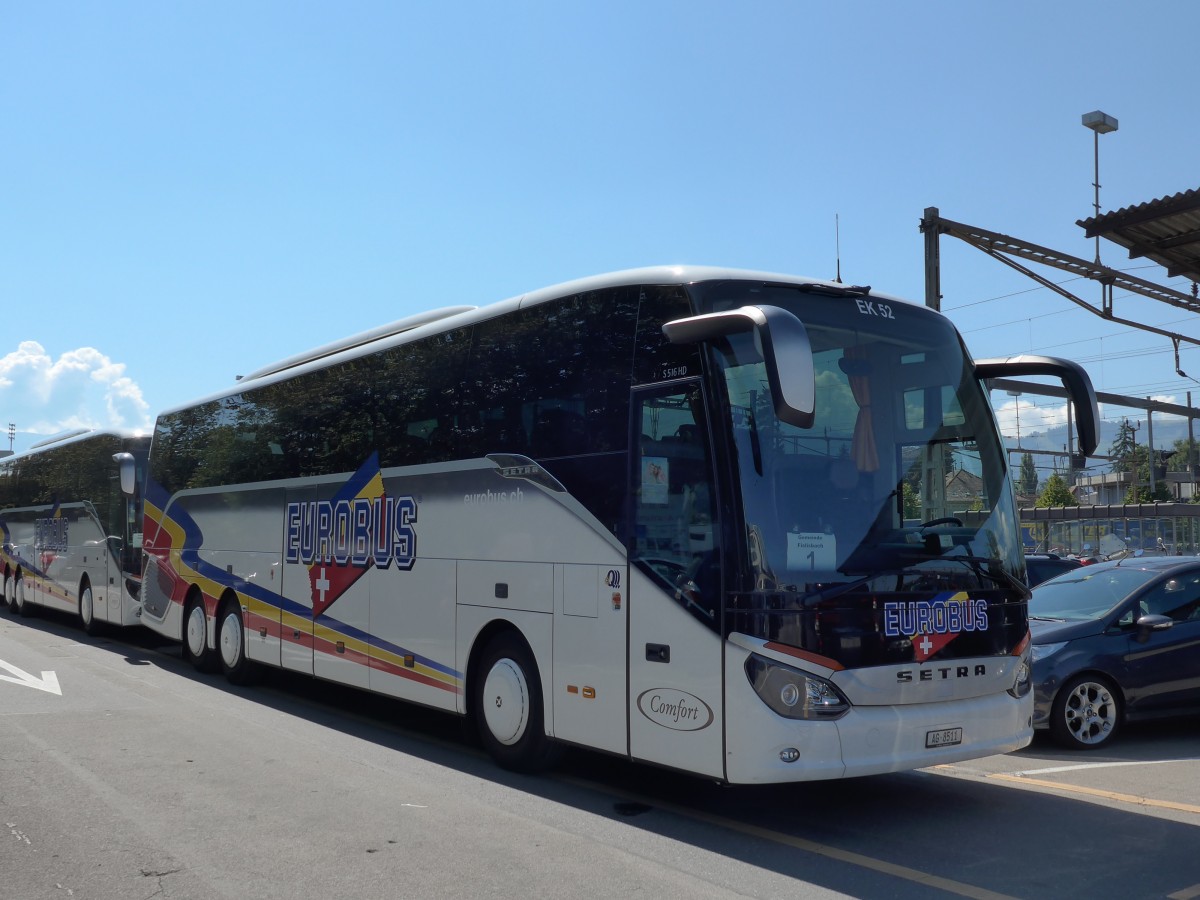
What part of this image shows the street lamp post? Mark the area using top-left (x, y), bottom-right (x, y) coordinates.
top-left (1082, 110), bottom-right (1118, 264)
top-left (1007, 390), bottom-right (1022, 448)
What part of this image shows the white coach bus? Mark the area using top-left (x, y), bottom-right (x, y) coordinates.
top-left (1, 429), bottom-right (149, 633)
top-left (132, 267), bottom-right (1098, 782)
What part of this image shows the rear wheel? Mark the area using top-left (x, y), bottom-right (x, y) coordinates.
top-left (181, 595), bottom-right (213, 671)
top-left (14, 575), bottom-right (34, 618)
top-left (218, 601), bottom-right (258, 685)
top-left (0, 573), bottom-right (9, 613)
top-left (78, 582), bottom-right (102, 636)
top-left (1050, 674), bottom-right (1122, 749)
top-left (472, 631), bottom-right (560, 773)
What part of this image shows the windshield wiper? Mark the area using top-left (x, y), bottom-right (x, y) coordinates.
top-left (799, 565), bottom-right (941, 606)
top-left (815, 554), bottom-right (1027, 606)
top-left (938, 553), bottom-right (1031, 597)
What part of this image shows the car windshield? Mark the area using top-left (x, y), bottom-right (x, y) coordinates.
top-left (1029, 566), bottom-right (1159, 621)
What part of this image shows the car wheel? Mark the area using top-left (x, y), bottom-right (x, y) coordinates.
top-left (1050, 674), bottom-right (1121, 750)
top-left (472, 631), bottom-right (561, 773)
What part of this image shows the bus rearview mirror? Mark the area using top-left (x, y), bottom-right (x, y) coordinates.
top-left (663, 305), bottom-right (815, 429)
top-left (973, 354), bottom-right (1100, 457)
top-left (113, 452), bottom-right (137, 496)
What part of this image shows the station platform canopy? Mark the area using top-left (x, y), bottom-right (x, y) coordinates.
top-left (1078, 188), bottom-right (1200, 285)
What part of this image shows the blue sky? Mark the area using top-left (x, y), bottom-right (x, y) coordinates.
top-left (2, 2), bottom-right (1198, 468)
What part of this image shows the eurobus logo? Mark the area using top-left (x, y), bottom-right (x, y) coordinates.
top-left (282, 453), bottom-right (417, 617)
top-left (882, 592), bottom-right (988, 662)
top-left (284, 496), bottom-right (416, 569)
top-left (35, 516), bottom-right (70, 552)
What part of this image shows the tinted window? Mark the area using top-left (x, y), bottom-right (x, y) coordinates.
top-left (633, 285), bottom-right (701, 386)
top-left (0, 434), bottom-right (147, 537)
top-left (462, 288), bottom-right (638, 460)
top-left (149, 283), bottom-right (696, 546)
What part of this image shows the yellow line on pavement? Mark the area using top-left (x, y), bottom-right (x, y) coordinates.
top-left (988, 773), bottom-right (1200, 815)
top-left (558, 774), bottom-right (1019, 900)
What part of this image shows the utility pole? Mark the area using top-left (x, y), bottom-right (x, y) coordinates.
top-left (1147, 401), bottom-right (1156, 497)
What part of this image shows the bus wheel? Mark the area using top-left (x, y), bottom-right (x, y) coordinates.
top-left (14, 575), bottom-right (35, 618)
top-left (78, 582), bottom-right (102, 636)
top-left (218, 601), bottom-right (258, 686)
top-left (182, 596), bottom-right (213, 671)
top-left (0, 574), bottom-right (9, 613)
top-left (472, 632), bottom-right (561, 773)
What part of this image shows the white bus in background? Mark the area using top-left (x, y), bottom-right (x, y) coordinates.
top-left (1, 429), bottom-right (149, 633)
top-left (131, 266), bottom-right (1098, 782)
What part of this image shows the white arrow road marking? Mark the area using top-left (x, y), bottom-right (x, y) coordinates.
top-left (0, 659), bottom-right (62, 695)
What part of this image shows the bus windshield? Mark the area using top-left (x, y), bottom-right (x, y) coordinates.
top-left (692, 283), bottom-right (1021, 646)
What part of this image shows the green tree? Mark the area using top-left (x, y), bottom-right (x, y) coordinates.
top-left (1107, 419), bottom-right (1170, 503)
top-left (1017, 451), bottom-right (1039, 496)
top-left (1108, 419), bottom-right (1140, 473)
top-left (1037, 473), bottom-right (1077, 507)
top-left (1167, 437), bottom-right (1200, 473)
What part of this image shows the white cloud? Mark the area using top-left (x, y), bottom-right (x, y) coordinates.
top-left (994, 396), bottom-right (1072, 441)
top-left (0, 342), bottom-right (152, 449)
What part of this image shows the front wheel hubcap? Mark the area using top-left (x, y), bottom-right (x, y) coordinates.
top-left (1065, 683), bottom-right (1116, 744)
top-left (482, 658), bottom-right (528, 746)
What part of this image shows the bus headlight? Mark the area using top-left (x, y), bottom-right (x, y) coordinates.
top-left (744, 654), bottom-right (850, 720)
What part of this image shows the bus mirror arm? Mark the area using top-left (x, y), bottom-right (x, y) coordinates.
top-left (973, 354), bottom-right (1099, 457)
top-left (663, 305), bottom-right (816, 429)
top-left (113, 452), bottom-right (137, 497)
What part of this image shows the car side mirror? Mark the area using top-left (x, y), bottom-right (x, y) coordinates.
top-left (1135, 613), bottom-right (1174, 643)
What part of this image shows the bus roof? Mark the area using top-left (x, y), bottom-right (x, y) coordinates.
top-left (8, 428), bottom-right (148, 463)
top-left (164, 265), bottom-right (916, 415)
top-left (236, 304), bottom-right (479, 384)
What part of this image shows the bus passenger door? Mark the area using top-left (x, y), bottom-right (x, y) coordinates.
top-left (627, 383), bottom-right (725, 780)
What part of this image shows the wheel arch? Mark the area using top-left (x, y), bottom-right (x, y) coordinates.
top-left (466, 619), bottom-right (533, 711)
top-left (458, 608), bottom-right (555, 727)
top-left (216, 587), bottom-right (242, 620)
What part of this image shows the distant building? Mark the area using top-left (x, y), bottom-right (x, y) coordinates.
top-left (946, 468), bottom-right (984, 505)
top-left (1074, 470), bottom-right (1196, 504)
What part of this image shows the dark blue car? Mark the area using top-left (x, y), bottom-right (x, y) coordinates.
top-left (1030, 557), bottom-right (1200, 749)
